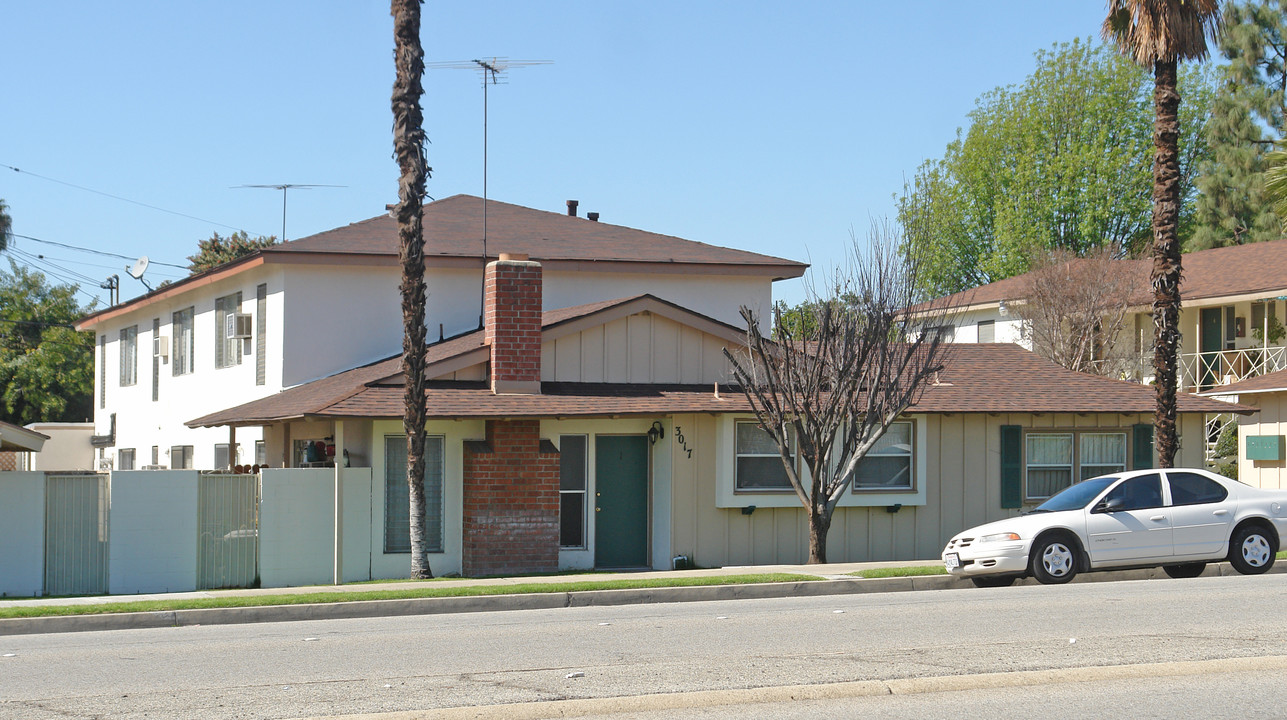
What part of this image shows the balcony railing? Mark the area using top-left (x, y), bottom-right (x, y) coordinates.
top-left (1178, 346), bottom-right (1287, 392)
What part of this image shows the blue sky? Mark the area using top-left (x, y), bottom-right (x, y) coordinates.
top-left (2, 1), bottom-right (1112, 307)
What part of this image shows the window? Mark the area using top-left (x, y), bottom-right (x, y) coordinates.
top-left (214, 443), bottom-right (233, 470)
top-left (171, 445), bottom-right (194, 469)
top-left (151, 318), bottom-right (161, 402)
top-left (559, 435), bottom-right (588, 547)
top-left (1102, 473), bottom-right (1163, 511)
top-left (172, 307), bottom-right (194, 375)
top-left (1026, 431), bottom-right (1129, 500)
top-left (1167, 471), bottom-right (1228, 506)
top-left (1026, 434), bottom-right (1073, 499)
top-left (924, 325), bottom-right (956, 342)
top-left (118, 448), bottom-right (135, 470)
top-left (119, 325), bottom-right (138, 386)
top-left (1079, 433), bottom-right (1127, 480)
top-left (215, 293), bottom-right (243, 369)
top-left (255, 440), bottom-right (267, 466)
top-left (735, 421), bottom-right (793, 490)
top-left (384, 435), bottom-right (444, 553)
top-left (977, 320), bottom-right (995, 343)
top-left (854, 422), bottom-right (914, 490)
top-left (99, 334), bottom-right (107, 408)
top-left (151, 446), bottom-right (159, 467)
top-left (255, 283), bottom-right (267, 386)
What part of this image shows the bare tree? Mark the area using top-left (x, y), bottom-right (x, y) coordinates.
top-left (1014, 248), bottom-right (1140, 379)
top-left (724, 223), bottom-right (954, 564)
top-left (392, 0), bottom-right (432, 579)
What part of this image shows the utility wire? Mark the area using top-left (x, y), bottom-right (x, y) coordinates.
top-left (11, 233), bottom-right (189, 269)
top-left (3, 162), bottom-right (256, 235)
top-left (9, 247), bottom-right (101, 285)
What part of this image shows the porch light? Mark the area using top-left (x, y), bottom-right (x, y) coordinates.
top-left (648, 421), bottom-right (665, 445)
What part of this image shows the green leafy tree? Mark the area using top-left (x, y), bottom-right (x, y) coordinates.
top-left (899, 39), bottom-right (1215, 296)
top-left (1193, 0), bottom-right (1287, 249)
top-left (0, 261), bottom-right (94, 425)
top-left (186, 231), bottom-right (278, 274)
top-left (1103, 0), bottom-right (1221, 469)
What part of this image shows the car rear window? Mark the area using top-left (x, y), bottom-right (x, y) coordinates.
top-left (1167, 471), bottom-right (1228, 506)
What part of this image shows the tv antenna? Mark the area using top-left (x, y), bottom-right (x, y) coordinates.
top-left (427, 57), bottom-right (550, 260)
top-left (126, 256), bottom-right (152, 292)
top-left (233, 183), bottom-right (346, 241)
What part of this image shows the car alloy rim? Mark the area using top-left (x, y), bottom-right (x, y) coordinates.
top-left (1043, 543), bottom-right (1073, 576)
top-left (1242, 534), bottom-right (1271, 567)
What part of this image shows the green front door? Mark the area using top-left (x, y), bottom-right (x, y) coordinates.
top-left (594, 435), bottom-right (649, 568)
top-left (1200, 307), bottom-right (1223, 389)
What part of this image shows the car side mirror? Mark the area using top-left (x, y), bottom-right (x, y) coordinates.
top-left (1094, 496), bottom-right (1124, 513)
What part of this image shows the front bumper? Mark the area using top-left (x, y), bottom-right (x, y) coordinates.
top-left (943, 541), bottom-right (1030, 578)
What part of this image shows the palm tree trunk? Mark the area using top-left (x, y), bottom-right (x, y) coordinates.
top-left (1151, 59), bottom-right (1183, 469)
top-left (392, 0), bottom-right (432, 579)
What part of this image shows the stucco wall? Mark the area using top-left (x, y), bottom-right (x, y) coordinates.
top-left (259, 468), bottom-right (335, 587)
top-left (0, 472), bottom-right (45, 596)
top-left (108, 471), bottom-right (198, 594)
top-left (24, 424), bottom-right (95, 471)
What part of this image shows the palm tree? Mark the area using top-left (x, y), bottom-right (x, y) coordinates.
top-left (1264, 141), bottom-right (1287, 227)
top-left (391, 0), bottom-right (432, 578)
top-left (1103, 0), bottom-right (1221, 468)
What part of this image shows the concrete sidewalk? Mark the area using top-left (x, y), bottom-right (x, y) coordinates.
top-left (1, 559), bottom-right (1277, 637)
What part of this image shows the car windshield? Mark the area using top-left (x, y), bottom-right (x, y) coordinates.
top-left (1030, 476), bottom-right (1118, 513)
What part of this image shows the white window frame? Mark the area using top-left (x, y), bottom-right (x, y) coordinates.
top-left (119, 325), bottom-right (138, 386)
top-left (733, 420), bottom-right (795, 492)
top-left (172, 307), bottom-right (194, 376)
top-left (118, 448), bottom-right (135, 470)
top-left (851, 421), bottom-right (915, 492)
top-left (215, 293), bottom-right (243, 369)
top-left (715, 414), bottom-right (927, 508)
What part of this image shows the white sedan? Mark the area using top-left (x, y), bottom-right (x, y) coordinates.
top-left (942, 468), bottom-right (1287, 587)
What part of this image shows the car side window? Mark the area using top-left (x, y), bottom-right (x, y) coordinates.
top-left (1166, 471), bottom-right (1229, 506)
top-left (1102, 473), bottom-right (1163, 511)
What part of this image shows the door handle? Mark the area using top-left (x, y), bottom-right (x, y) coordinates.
top-left (595, 507), bottom-right (601, 512)
top-left (1212, 509), bottom-right (1229, 516)
top-left (1150, 515), bottom-right (1166, 522)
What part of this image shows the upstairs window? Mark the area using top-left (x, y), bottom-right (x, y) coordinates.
top-left (119, 326), bottom-right (138, 386)
top-left (172, 307), bottom-right (194, 376)
top-left (977, 320), bottom-right (995, 343)
top-left (215, 293), bottom-right (244, 369)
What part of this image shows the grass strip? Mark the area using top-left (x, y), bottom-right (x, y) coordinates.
top-left (0, 573), bottom-right (821, 620)
top-left (849, 566), bottom-right (947, 579)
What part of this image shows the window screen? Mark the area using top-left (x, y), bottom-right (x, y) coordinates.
top-left (854, 421), bottom-right (913, 489)
top-left (735, 421), bottom-right (793, 490)
top-left (384, 435), bottom-right (444, 553)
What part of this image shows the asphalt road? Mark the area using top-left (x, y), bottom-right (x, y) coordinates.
top-left (3, 573), bottom-right (1286, 719)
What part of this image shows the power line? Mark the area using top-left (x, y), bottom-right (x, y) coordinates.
top-left (3, 162), bottom-right (258, 234)
top-left (11, 233), bottom-right (188, 269)
top-left (8, 247), bottom-right (101, 285)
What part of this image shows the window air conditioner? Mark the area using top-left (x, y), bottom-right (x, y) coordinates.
top-left (155, 335), bottom-right (170, 358)
top-left (227, 313), bottom-right (253, 339)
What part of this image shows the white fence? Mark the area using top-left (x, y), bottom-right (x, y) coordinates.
top-left (0, 468), bottom-right (380, 598)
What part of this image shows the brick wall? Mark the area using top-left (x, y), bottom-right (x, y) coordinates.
top-left (462, 419), bottom-right (560, 576)
top-left (484, 256), bottom-right (542, 394)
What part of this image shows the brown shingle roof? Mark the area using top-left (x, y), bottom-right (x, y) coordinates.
top-left (190, 342), bottom-right (1245, 427)
top-left (1197, 367), bottom-right (1287, 396)
top-left (267, 195), bottom-right (806, 275)
top-left (928, 238), bottom-right (1287, 311)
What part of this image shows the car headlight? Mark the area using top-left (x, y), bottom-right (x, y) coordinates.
top-left (978, 532), bottom-right (1021, 543)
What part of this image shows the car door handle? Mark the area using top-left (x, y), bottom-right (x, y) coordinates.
top-left (1212, 509), bottom-right (1229, 516)
top-left (1150, 515), bottom-right (1166, 522)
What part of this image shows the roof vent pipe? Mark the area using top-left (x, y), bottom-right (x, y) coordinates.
top-left (587, 212), bottom-right (599, 222)
top-left (566, 199), bottom-right (578, 217)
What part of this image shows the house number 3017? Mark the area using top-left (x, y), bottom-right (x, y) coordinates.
top-left (673, 426), bottom-right (693, 459)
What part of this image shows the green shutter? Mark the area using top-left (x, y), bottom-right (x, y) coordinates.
top-left (1000, 425), bottom-right (1022, 509)
top-left (1133, 424), bottom-right (1154, 469)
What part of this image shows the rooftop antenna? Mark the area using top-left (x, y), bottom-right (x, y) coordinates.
top-left (427, 57), bottom-right (550, 262)
top-left (126, 256), bottom-right (152, 292)
top-left (233, 184), bottom-right (346, 241)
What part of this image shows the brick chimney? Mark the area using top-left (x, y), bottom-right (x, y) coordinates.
top-left (484, 252), bottom-right (542, 394)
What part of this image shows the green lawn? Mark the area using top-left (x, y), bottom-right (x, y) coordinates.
top-left (848, 566), bottom-right (947, 579)
top-left (0, 573), bottom-right (821, 620)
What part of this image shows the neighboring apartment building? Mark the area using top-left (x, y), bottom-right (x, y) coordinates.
top-left (932, 239), bottom-right (1287, 393)
top-left (73, 195), bottom-right (807, 471)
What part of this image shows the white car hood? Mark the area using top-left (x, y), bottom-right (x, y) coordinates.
top-left (951, 511), bottom-right (1080, 542)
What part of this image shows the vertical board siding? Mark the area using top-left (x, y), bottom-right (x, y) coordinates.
top-left (44, 474), bottom-right (110, 596)
top-left (541, 313), bottom-right (734, 384)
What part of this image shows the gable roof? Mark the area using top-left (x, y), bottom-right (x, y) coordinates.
top-left (76, 195), bottom-right (806, 331)
top-left (931, 238), bottom-right (1287, 312)
top-left (0, 420), bottom-right (50, 453)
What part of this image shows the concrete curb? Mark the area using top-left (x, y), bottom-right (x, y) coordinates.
top-left (1, 562), bottom-right (1278, 637)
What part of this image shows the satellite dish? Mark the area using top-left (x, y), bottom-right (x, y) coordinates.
top-left (126, 256), bottom-right (153, 291)
top-left (127, 256), bottom-right (150, 279)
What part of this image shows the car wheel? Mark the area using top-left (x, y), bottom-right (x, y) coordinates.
top-left (1229, 525), bottom-right (1277, 575)
top-left (970, 576), bottom-right (1017, 588)
top-left (1162, 562), bottom-right (1206, 579)
top-left (1029, 534), bottom-right (1078, 585)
